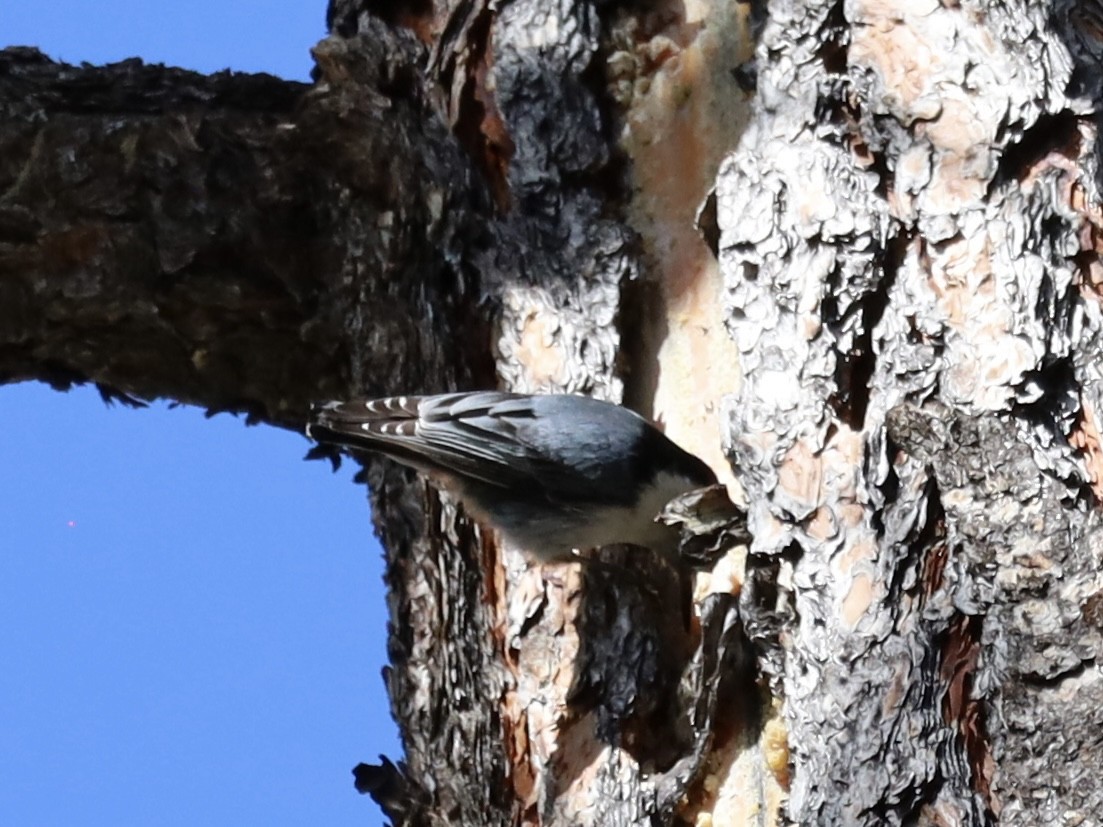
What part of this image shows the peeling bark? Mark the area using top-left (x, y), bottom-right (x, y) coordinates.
top-left (719, 0), bottom-right (1103, 824)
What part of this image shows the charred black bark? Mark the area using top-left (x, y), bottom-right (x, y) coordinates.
top-left (0, 35), bottom-right (488, 426)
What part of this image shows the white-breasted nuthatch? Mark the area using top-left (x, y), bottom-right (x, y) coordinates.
top-left (307, 391), bottom-right (718, 561)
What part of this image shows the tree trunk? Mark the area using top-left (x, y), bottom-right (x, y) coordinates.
top-left (4, 0), bottom-right (1103, 825)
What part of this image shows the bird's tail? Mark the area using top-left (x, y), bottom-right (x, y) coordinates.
top-left (309, 396), bottom-right (421, 437)
top-left (306, 396), bottom-right (429, 459)
top-left (306, 392), bottom-right (524, 482)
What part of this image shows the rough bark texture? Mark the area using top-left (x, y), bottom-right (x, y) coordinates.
top-left (6, 0), bottom-right (1103, 825)
top-left (0, 34), bottom-right (485, 424)
top-left (719, 0), bottom-right (1103, 824)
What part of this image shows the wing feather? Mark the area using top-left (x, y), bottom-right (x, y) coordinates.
top-left (308, 393), bottom-right (549, 490)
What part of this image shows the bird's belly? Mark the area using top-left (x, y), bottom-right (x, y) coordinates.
top-left (479, 500), bottom-right (673, 561)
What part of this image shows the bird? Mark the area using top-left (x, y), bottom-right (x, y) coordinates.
top-left (306, 391), bottom-right (718, 562)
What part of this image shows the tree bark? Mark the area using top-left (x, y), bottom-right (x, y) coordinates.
top-left (5, 0), bottom-right (1103, 825)
top-left (0, 35), bottom-right (488, 424)
top-left (719, 0), bottom-right (1103, 824)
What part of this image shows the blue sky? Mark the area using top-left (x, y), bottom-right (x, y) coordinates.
top-left (3, 6), bottom-right (399, 825)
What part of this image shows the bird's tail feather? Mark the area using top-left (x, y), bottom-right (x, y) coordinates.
top-left (309, 397), bottom-right (422, 438)
top-left (305, 395), bottom-right (500, 482)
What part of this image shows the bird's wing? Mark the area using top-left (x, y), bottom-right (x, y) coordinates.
top-left (308, 392), bottom-right (557, 490)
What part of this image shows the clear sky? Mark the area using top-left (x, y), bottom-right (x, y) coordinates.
top-left (2, 5), bottom-right (400, 826)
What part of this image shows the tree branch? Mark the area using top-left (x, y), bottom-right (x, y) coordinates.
top-left (0, 37), bottom-right (490, 427)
